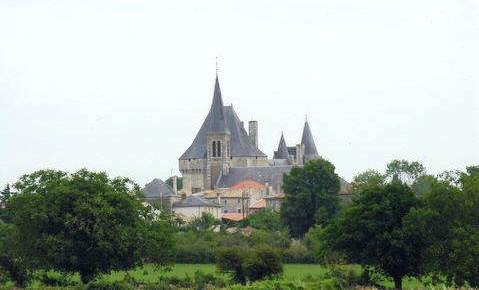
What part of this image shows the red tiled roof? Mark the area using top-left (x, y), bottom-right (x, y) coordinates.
top-left (222, 213), bottom-right (246, 222)
top-left (230, 180), bottom-right (265, 190)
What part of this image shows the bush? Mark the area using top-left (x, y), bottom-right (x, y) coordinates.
top-left (216, 245), bottom-right (283, 284)
top-left (245, 245), bottom-right (283, 282)
top-left (35, 270), bottom-right (78, 287)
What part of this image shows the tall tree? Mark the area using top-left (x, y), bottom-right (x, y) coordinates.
top-left (351, 169), bottom-right (385, 194)
top-left (280, 159), bottom-right (340, 237)
top-left (320, 182), bottom-right (422, 289)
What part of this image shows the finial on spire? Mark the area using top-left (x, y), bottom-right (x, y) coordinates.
top-left (216, 56), bottom-right (219, 76)
top-left (305, 114), bottom-right (308, 122)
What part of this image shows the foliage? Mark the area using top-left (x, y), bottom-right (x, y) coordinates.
top-left (6, 169), bottom-right (175, 283)
top-left (187, 212), bottom-right (220, 231)
top-left (319, 181), bottom-right (422, 289)
top-left (216, 245), bottom-right (283, 284)
top-left (385, 159), bottom-right (426, 184)
top-left (351, 169), bottom-right (385, 195)
top-left (165, 176), bottom-right (183, 191)
top-left (0, 222), bottom-right (30, 287)
top-left (406, 166), bottom-right (479, 287)
top-left (281, 159), bottom-right (340, 237)
top-left (243, 208), bottom-right (285, 231)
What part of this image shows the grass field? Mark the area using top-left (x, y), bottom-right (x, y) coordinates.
top-left (98, 264), bottom-right (432, 289)
top-left (20, 264), bottom-right (445, 289)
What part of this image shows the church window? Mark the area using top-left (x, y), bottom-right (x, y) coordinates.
top-left (212, 141), bottom-right (216, 157)
top-left (217, 141), bottom-right (221, 157)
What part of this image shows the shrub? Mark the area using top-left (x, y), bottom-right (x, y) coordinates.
top-left (216, 245), bottom-right (283, 284)
top-left (245, 245), bottom-right (283, 282)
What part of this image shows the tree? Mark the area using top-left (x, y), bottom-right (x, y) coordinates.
top-left (188, 212), bottom-right (219, 231)
top-left (244, 208), bottom-right (284, 231)
top-left (320, 182), bottom-right (422, 289)
top-left (0, 222), bottom-right (30, 287)
top-left (386, 160), bottom-right (426, 184)
top-left (166, 176), bottom-right (183, 191)
top-left (281, 159), bottom-right (340, 237)
top-left (407, 166), bottom-right (479, 287)
top-left (351, 169), bottom-right (385, 194)
top-left (7, 169), bottom-right (175, 283)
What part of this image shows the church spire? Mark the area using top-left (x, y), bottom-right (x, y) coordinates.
top-left (276, 132), bottom-right (290, 160)
top-left (301, 120), bottom-right (319, 160)
top-left (208, 75), bottom-right (229, 133)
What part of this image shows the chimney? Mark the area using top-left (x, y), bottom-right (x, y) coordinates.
top-left (172, 176), bottom-right (178, 195)
top-left (248, 121), bottom-right (258, 148)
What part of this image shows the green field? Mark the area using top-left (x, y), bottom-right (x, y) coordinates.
top-left (20, 264), bottom-right (445, 289)
top-left (99, 264), bottom-right (431, 289)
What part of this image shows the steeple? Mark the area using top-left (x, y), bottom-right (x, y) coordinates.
top-left (276, 133), bottom-right (290, 160)
top-left (301, 121), bottom-right (319, 160)
top-left (208, 75), bottom-right (229, 133)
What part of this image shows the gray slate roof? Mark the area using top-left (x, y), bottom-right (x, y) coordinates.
top-left (301, 121), bottom-right (319, 160)
top-left (173, 195), bottom-right (222, 208)
top-left (274, 133), bottom-right (290, 160)
top-left (180, 77), bottom-right (266, 159)
top-left (217, 165), bottom-right (351, 195)
top-left (143, 178), bottom-right (175, 198)
top-left (217, 166), bottom-right (293, 192)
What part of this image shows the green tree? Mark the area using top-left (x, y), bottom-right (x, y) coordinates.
top-left (188, 212), bottom-right (219, 231)
top-left (320, 182), bottom-right (422, 289)
top-left (281, 159), bottom-right (340, 237)
top-left (0, 222), bottom-right (30, 287)
top-left (407, 166), bottom-right (479, 287)
top-left (7, 169), bottom-right (175, 283)
top-left (244, 208), bottom-right (284, 231)
top-left (351, 169), bottom-right (385, 194)
top-left (386, 160), bottom-right (426, 184)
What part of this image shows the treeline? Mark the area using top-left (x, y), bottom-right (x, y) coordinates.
top-left (278, 159), bottom-right (479, 289)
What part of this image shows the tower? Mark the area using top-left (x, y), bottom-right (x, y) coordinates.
top-left (205, 75), bottom-right (231, 189)
top-left (301, 120), bottom-right (319, 162)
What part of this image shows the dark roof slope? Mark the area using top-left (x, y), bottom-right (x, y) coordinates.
top-left (217, 166), bottom-right (292, 191)
top-left (143, 178), bottom-right (175, 198)
top-left (180, 77), bottom-right (266, 159)
top-left (274, 133), bottom-right (290, 159)
top-left (301, 121), bottom-right (319, 160)
top-left (173, 195), bottom-right (221, 208)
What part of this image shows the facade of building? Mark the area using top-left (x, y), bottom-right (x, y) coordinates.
top-left (179, 74), bottom-right (338, 199)
top-left (171, 195), bottom-right (222, 221)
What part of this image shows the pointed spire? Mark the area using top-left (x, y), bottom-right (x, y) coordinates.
top-left (208, 75), bottom-right (229, 133)
top-left (276, 133), bottom-right (290, 160)
top-left (301, 121), bottom-right (319, 160)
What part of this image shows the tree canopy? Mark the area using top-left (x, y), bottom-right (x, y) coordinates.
top-left (280, 159), bottom-right (340, 237)
top-left (6, 169), bottom-right (175, 283)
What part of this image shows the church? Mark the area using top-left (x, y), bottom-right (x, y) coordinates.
top-left (178, 74), bottom-right (350, 197)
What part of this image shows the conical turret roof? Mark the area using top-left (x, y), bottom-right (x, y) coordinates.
top-left (208, 75), bottom-right (229, 133)
top-left (301, 121), bottom-right (319, 160)
top-left (276, 133), bottom-right (290, 160)
top-left (180, 76), bottom-right (265, 160)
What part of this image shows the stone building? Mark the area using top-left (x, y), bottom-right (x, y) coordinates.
top-left (179, 74), bottom-right (340, 196)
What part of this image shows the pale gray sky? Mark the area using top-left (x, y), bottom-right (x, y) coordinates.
top-left (1, 0), bottom-right (478, 187)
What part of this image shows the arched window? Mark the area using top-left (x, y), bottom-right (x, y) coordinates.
top-left (217, 141), bottom-right (221, 157)
top-left (212, 141), bottom-right (216, 157)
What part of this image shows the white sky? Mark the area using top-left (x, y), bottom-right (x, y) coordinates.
top-left (1, 0), bottom-right (478, 187)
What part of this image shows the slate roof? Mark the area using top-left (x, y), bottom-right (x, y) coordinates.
top-left (217, 166), bottom-right (293, 192)
top-left (143, 178), bottom-right (175, 198)
top-left (301, 121), bottom-right (319, 160)
top-left (172, 195), bottom-right (222, 208)
top-left (217, 166), bottom-right (352, 195)
top-left (180, 76), bottom-right (266, 159)
top-left (274, 133), bottom-right (290, 159)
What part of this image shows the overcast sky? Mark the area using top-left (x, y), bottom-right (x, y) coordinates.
top-left (1, 0), bottom-right (478, 187)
